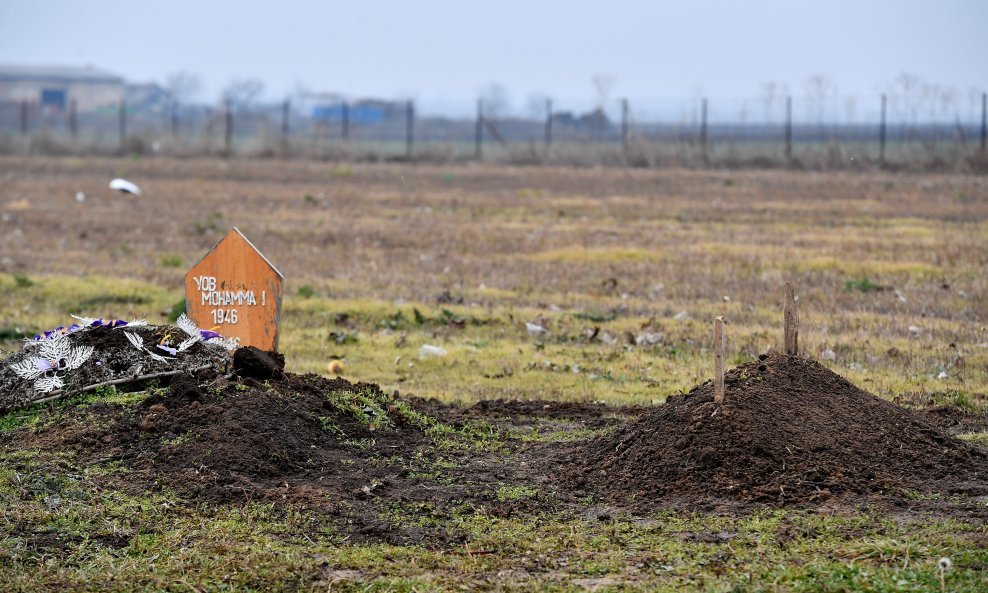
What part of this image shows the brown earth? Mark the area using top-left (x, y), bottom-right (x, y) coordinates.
top-left (5, 346), bottom-right (988, 546)
top-left (556, 354), bottom-right (988, 511)
top-left (5, 360), bottom-right (632, 544)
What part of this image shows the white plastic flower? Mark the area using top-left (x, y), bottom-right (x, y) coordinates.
top-left (11, 334), bottom-right (93, 393)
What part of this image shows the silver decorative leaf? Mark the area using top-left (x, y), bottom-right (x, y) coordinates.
top-left (176, 314), bottom-right (200, 339)
top-left (70, 314), bottom-right (100, 325)
top-left (11, 358), bottom-right (44, 380)
top-left (176, 336), bottom-right (199, 352)
top-left (144, 348), bottom-right (170, 363)
top-left (34, 374), bottom-right (63, 393)
top-left (66, 345), bottom-right (93, 370)
top-left (42, 335), bottom-right (71, 364)
top-left (123, 319), bottom-right (148, 328)
top-left (124, 331), bottom-right (144, 351)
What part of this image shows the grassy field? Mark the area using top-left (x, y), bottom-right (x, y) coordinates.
top-left (0, 156), bottom-right (986, 591)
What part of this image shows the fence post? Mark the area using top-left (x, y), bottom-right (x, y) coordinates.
top-left (281, 99), bottom-right (290, 153)
top-left (981, 92), bottom-right (987, 153)
top-left (342, 101), bottom-right (350, 142)
top-left (475, 98), bottom-right (483, 160)
top-left (20, 101), bottom-right (28, 136)
top-left (714, 316), bottom-right (726, 404)
top-left (406, 100), bottom-right (414, 160)
top-left (69, 99), bottom-right (78, 143)
top-left (785, 95), bottom-right (793, 160)
top-left (118, 100), bottom-right (127, 151)
top-left (879, 94), bottom-right (887, 164)
top-left (621, 98), bottom-right (629, 155)
top-left (544, 98), bottom-right (553, 158)
top-left (700, 97), bottom-right (709, 163)
top-left (783, 282), bottom-right (799, 356)
top-left (224, 99), bottom-right (232, 156)
top-left (170, 101), bottom-right (179, 137)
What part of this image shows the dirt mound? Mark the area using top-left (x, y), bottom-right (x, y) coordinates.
top-left (558, 355), bottom-right (988, 509)
top-left (22, 369), bottom-right (431, 504)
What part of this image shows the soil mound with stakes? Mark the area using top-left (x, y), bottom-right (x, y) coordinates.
top-left (558, 354), bottom-right (988, 509)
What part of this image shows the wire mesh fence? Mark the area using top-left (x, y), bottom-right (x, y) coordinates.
top-left (1, 93), bottom-right (985, 168)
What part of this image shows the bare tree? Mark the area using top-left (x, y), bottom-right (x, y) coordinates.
top-left (222, 78), bottom-right (266, 111)
top-left (591, 74), bottom-right (616, 111)
top-left (761, 82), bottom-right (778, 125)
top-left (526, 93), bottom-right (550, 120)
top-left (165, 71), bottom-right (201, 104)
top-left (479, 83), bottom-right (511, 120)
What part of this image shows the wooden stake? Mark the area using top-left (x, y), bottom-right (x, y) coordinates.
top-left (784, 282), bottom-right (799, 356)
top-left (714, 316), bottom-right (726, 404)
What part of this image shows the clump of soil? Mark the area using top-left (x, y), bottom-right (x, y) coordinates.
top-left (558, 355), bottom-right (988, 509)
top-left (233, 345), bottom-right (286, 380)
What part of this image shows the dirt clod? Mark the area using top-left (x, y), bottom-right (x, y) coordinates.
top-left (233, 346), bottom-right (286, 381)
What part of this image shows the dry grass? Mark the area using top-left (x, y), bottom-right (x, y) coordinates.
top-left (1, 156), bottom-right (987, 592)
top-left (0, 156), bottom-right (985, 406)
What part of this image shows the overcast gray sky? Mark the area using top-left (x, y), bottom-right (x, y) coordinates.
top-left (0, 0), bottom-right (984, 116)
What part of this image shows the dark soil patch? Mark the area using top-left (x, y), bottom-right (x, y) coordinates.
top-left (412, 397), bottom-right (648, 430)
top-left (922, 405), bottom-right (988, 435)
top-left (5, 367), bottom-right (564, 545)
top-left (464, 399), bottom-right (649, 429)
top-left (19, 370), bottom-right (431, 507)
top-left (556, 355), bottom-right (988, 511)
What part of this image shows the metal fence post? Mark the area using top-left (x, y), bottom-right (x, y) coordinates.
top-left (119, 100), bottom-right (127, 150)
top-left (785, 95), bottom-right (793, 160)
top-left (544, 98), bottom-right (553, 158)
top-left (981, 92), bottom-right (987, 153)
top-left (224, 99), bottom-right (232, 156)
top-left (342, 101), bottom-right (349, 142)
top-left (406, 100), bottom-right (414, 160)
top-left (281, 99), bottom-right (290, 152)
top-left (475, 98), bottom-right (483, 160)
top-left (700, 97), bottom-right (709, 163)
top-left (621, 98), bottom-right (629, 155)
top-left (69, 99), bottom-right (78, 143)
top-left (879, 94), bottom-right (887, 164)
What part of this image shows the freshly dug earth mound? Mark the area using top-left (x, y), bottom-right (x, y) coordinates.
top-left (559, 355), bottom-right (988, 509)
top-left (21, 369), bottom-right (432, 505)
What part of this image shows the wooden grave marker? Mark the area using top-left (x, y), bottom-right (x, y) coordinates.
top-left (185, 228), bottom-right (284, 351)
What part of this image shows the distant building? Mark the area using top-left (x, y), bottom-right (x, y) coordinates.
top-left (306, 91), bottom-right (404, 124)
top-left (125, 82), bottom-right (169, 113)
top-left (0, 64), bottom-right (124, 112)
